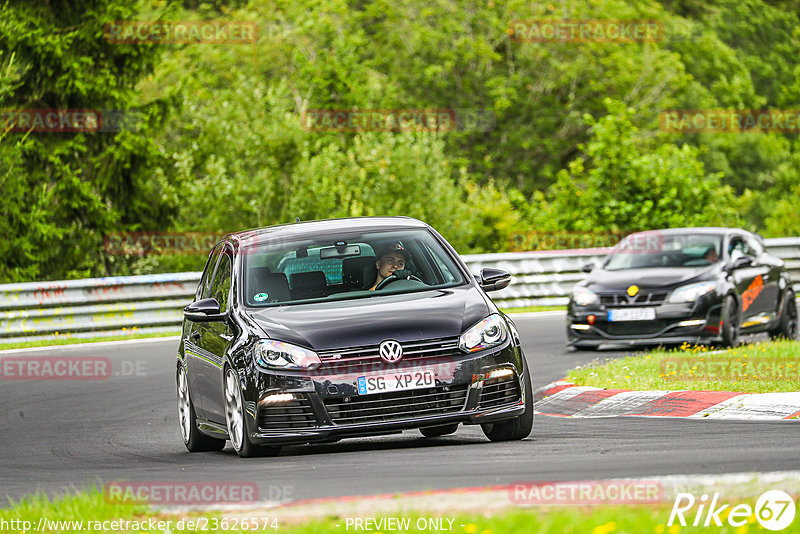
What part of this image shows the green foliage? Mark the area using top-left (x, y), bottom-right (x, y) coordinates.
top-left (541, 99), bottom-right (743, 232)
top-left (0, 0), bottom-right (169, 282)
top-left (2, 0), bottom-right (800, 282)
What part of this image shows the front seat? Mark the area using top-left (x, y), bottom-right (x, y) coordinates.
top-left (289, 271), bottom-right (328, 300)
top-left (249, 267), bottom-right (291, 303)
top-left (342, 256), bottom-right (377, 290)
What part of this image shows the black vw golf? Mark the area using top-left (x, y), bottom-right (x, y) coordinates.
top-left (567, 228), bottom-right (798, 349)
top-left (177, 217), bottom-right (532, 457)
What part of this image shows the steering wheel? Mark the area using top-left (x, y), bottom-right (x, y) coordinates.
top-left (375, 270), bottom-right (424, 290)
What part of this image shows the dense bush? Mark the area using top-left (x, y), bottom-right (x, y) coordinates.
top-left (1, 0), bottom-right (799, 281)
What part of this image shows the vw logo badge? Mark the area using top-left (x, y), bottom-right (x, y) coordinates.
top-left (379, 340), bottom-right (403, 363)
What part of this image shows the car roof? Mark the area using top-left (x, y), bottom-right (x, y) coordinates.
top-left (221, 216), bottom-right (430, 248)
top-left (627, 227), bottom-right (754, 238)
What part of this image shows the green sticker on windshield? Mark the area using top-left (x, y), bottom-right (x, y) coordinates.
top-left (254, 292), bottom-right (269, 302)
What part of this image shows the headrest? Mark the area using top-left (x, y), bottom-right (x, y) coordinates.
top-left (289, 271), bottom-right (328, 299)
top-left (342, 256), bottom-right (377, 290)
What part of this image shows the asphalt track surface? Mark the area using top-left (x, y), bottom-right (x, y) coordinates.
top-left (1, 313), bottom-right (798, 505)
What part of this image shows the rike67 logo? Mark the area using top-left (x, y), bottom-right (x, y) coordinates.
top-left (669, 490), bottom-right (796, 531)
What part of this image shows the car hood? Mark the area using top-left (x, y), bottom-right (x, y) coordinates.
top-left (586, 266), bottom-right (716, 291)
top-left (245, 286), bottom-right (490, 351)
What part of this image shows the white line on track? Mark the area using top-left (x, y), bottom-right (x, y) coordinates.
top-left (0, 336), bottom-right (180, 356)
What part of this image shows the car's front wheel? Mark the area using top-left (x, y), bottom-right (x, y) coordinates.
top-left (720, 295), bottom-right (740, 347)
top-left (224, 367), bottom-right (281, 458)
top-left (769, 291), bottom-right (798, 340)
top-left (177, 366), bottom-right (225, 452)
top-left (481, 361), bottom-right (534, 442)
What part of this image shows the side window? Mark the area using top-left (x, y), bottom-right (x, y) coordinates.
top-left (210, 250), bottom-right (233, 312)
top-left (422, 242), bottom-right (455, 284)
top-left (729, 237), bottom-right (747, 262)
top-left (198, 244), bottom-right (222, 300)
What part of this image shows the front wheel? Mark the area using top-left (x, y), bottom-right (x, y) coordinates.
top-left (224, 367), bottom-right (281, 458)
top-left (720, 295), bottom-right (740, 347)
top-left (769, 292), bottom-right (798, 340)
top-left (177, 366), bottom-right (225, 452)
top-left (481, 360), bottom-right (534, 442)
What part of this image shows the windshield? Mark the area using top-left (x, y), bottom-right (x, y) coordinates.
top-left (241, 228), bottom-right (466, 306)
top-left (604, 233), bottom-right (723, 271)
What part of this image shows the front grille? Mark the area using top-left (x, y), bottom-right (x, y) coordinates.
top-left (600, 320), bottom-right (669, 336)
top-left (257, 396), bottom-right (317, 431)
top-left (479, 376), bottom-right (521, 409)
top-left (599, 291), bottom-right (668, 307)
top-left (316, 337), bottom-right (460, 374)
top-left (324, 384), bottom-right (469, 425)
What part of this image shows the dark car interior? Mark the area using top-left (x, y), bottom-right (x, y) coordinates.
top-left (243, 235), bottom-right (465, 306)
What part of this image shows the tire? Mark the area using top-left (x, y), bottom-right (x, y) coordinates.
top-left (481, 360), bottom-right (534, 442)
top-left (177, 366), bottom-right (225, 452)
top-left (720, 295), bottom-right (740, 348)
top-left (769, 292), bottom-right (798, 341)
top-left (224, 367), bottom-right (281, 458)
top-left (419, 423), bottom-right (459, 437)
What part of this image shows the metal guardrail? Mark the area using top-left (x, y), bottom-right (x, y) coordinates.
top-left (1, 238), bottom-right (799, 343)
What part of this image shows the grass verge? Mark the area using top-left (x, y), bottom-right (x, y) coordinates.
top-left (2, 488), bottom-right (793, 533)
top-left (0, 330), bottom-right (181, 351)
top-left (568, 339), bottom-right (800, 393)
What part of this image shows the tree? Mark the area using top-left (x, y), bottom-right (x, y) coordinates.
top-left (541, 99), bottom-right (742, 232)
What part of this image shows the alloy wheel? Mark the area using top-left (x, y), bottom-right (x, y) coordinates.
top-left (225, 369), bottom-right (244, 451)
top-left (177, 367), bottom-right (191, 443)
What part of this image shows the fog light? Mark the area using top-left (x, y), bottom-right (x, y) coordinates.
top-left (587, 314), bottom-right (596, 325)
top-left (258, 393), bottom-right (299, 406)
top-left (487, 368), bottom-right (514, 380)
top-left (677, 319), bottom-right (705, 327)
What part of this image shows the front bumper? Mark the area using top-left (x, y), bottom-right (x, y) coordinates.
top-left (243, 341), bottom-right (527, 445)
top-left (567, 300), bottom-right (724, 347)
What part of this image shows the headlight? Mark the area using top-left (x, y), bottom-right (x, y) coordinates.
top-left (668, 281), bottom-right (717, 303)
top-left (459, 314), bottom-right (508, 353)
top-left (253, 340), bottom-right (321, 370)
top-left (572, 286), bottom-right (598, 306)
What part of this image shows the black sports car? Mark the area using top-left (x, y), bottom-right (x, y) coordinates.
top-left (567, 228), bottom-right (798, 350)
top-left (177, 216), bottom-right (532, 457)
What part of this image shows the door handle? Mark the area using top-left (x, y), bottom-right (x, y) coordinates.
top-left (189, 331), bottom-right (201, 342)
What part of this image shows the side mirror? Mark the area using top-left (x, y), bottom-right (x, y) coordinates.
top-left (727, 257), bottom-right (753, 272)
top-left (479, 267), bottom-right (511, 292)
top-left (184, 297), bottom-right (225, 322)
top-left (581, 262), bottom-right (596, 273)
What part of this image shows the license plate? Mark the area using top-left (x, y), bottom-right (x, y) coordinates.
top-left (607, 307), bottom-right (656, 321)
top-left (356, 369), bottom-right (435, 394)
